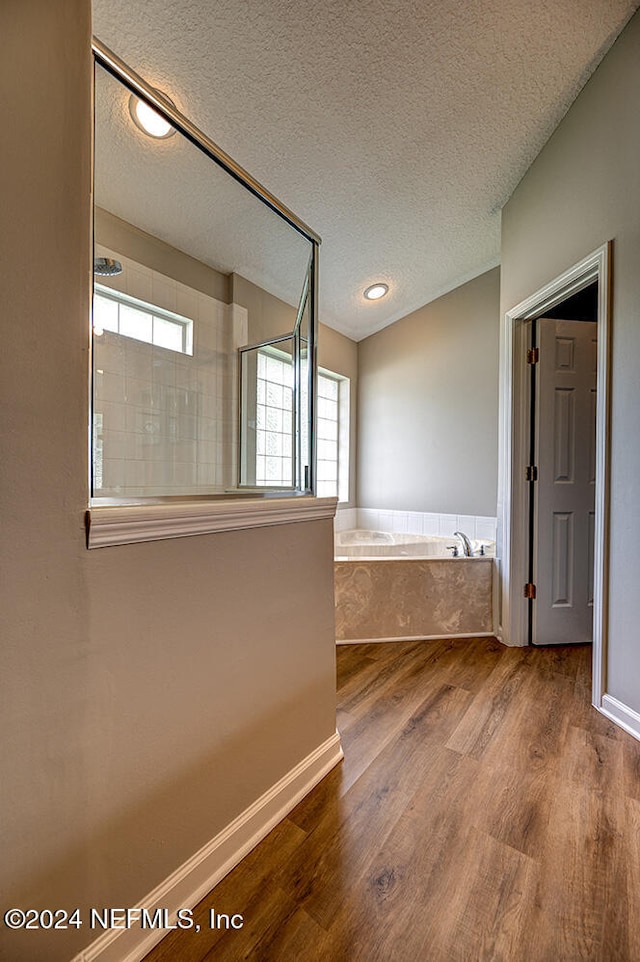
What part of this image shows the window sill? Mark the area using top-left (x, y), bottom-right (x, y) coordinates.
top-left (86, 495), bottom-right (338, 548)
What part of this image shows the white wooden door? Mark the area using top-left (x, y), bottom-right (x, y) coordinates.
top-left (533, 318), bottom-right (597, 646)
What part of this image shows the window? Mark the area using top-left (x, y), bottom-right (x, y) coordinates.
top-left (317, 369), bottom-right (349, 500)
top-left (256, 348), bottom-right (294, 486)
top-left (93, 285), bottom-right (193, 355)
top-left (251, 350), bottom-right (349, 499)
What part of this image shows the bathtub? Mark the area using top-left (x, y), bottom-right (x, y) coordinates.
top-left (334, 529), bottom-right (495, 643)
top-left (335, 529), bottom-right (495, 559)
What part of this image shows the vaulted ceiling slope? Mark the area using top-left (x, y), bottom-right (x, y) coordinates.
top-left (92, 0), bottom-right (639, 341)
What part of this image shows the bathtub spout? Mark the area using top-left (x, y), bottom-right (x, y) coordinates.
top-left (454, 531), bottom-right (473, 557)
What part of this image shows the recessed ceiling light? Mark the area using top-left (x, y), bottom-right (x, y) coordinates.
top-left (129, 91), bottom-right (176, 139)
top-left (364, 283), bottom-right (389, 301)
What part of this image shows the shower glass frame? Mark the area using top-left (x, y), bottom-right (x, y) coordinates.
top-left (90, 39), bottom-right (320, 518)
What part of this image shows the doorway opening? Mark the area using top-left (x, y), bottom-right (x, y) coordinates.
top-left (498, 243), bottom-right (611, 708)
top-left (525, 283), bottom-right (597, 646)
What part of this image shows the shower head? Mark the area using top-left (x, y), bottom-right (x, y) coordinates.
top-left (94, 257), bottom-right (123, 276)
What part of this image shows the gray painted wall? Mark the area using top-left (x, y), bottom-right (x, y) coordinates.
top-left (357, 268), bottom-right (500, 517)
top-left (0, 4), bottom-right (337, 960)
top-left (96, 207), bottom-right (231, 302)
top-left (501, 11), bottom-right (640, 711)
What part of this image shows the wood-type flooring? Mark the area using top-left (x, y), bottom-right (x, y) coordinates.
top-left (144, 638), bottom-right (640, 961)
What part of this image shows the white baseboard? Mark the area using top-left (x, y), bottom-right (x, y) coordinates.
top-left (336, 632), bottom-right (496, 645)
top-left (72, 731), bottom-right (343, 962)
top-left (599, 694), bottom-right (640, 743)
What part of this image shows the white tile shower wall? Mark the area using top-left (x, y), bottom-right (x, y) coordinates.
top-left (334, 508), bottom-right (357, 532)
top-left (229, 304), bottom-right (249, 491)
top-left (93, 246), bottom-right (240, 498)
top-left (354, 508), bottom-right (497, 540)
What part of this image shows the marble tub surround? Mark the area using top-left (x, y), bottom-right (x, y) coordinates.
top-left (335, 557), bottom-right (493, 643)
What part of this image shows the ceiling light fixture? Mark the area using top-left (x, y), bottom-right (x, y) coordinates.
top-left (129, 91), bottom-right (176, 139)
top-left (364, 283), bottom-right (389, 301)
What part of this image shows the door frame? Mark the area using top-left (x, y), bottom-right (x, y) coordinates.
top-left (498, 242), bottom-right (611, 707)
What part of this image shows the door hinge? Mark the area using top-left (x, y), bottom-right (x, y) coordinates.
top-left (525, 465), bottom-right (539, 482)
top-left (524, 582), bottom-right (537, 600)
top-left (527, 347), bottom-right (539, 365)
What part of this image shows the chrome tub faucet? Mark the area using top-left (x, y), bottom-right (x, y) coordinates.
top-left (454, 531), bottom-right (473, 557)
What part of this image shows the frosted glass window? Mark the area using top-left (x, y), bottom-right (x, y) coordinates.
top-left (120, 304), bottom-right (153, 342)
top-left (154, 315), bottom-right (184, 352)
top-left (318, 396), bottom-right (337, 421)
top-left (240, 343), bottom-right (347, 497)
top-left (318, 438), bottom-right (337, 461)
top-left (316, 371), bottom-right (347, 499)
top-left (94, 296), bottom-right (118, 334)
top-left (93, 286), bottom-right (193, 355)
top-left (254, 359), bottom-right (347, 496)
top-left (255, 348), bottom-right (294, 487)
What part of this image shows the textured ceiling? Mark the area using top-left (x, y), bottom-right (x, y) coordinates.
top-left (92, 0), bottom-right (639, 340)
top-left (95, 67), bottom-right (313, 312)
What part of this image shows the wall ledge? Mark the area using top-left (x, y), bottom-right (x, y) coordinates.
top-left (72, 730), bottom-right (343, 962)
top-left (86, 496), bottom-right (338, 548)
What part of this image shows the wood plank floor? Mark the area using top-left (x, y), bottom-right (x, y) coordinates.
top-left (144, 638), bottom-right (640, 961)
